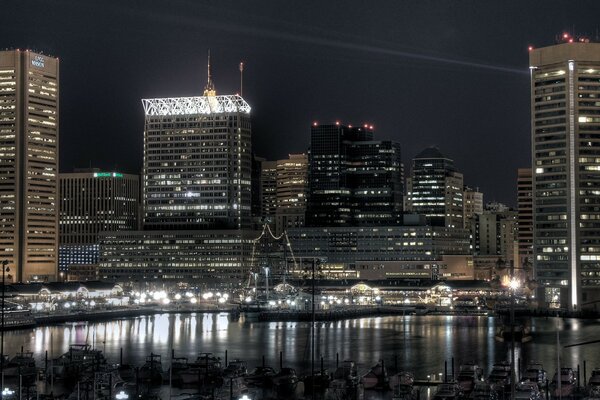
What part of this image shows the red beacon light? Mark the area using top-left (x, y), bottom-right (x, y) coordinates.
top-left (369, 125), bottom-right (374, 130)
top-left (335, 121), bottom-right (340, 125)
top-left (313, 122), bottom-right (318, 126)
top-left (563, 33), bottom-right (569, 39)
top-left (528, 45), bottom-right (534, 51)
top-left (569, 38), bottom-right (574, 43)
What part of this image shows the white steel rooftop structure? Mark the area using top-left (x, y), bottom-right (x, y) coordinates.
top-left (142, 95), bottom-right (251, 116)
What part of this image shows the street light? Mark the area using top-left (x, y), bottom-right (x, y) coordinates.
top-left (1, 387), bottom-right (14, 398)
top-left (115, 391), bottom-right (129, 399)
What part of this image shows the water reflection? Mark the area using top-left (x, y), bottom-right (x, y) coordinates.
top-left (3, 314), bottom-right (600, 379)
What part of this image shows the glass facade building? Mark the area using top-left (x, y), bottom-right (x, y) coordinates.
top-left (306, 123), bottom-right (403, 226)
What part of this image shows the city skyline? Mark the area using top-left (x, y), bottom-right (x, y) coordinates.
top-left (5, 1), bottom-right (600, 206)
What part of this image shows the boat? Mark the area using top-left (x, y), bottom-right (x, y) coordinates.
top-left (180, 353), bottom-right (223, 386)
top-left (303, 370), bottom-right (331, 396)
top-left (495, 323), bottom-right (532, 342)
top-left (514, 382), bottom-right (544, 399)
top-left (361, 360), bottom-right (389, 390)
top-left (138, 353), bottom-right (164, 384)
top-left (551, 367), bottom-right (576, 397)
top-left (390, 372), bottom-right (415, 400)
top-left (117, 363), bottom-right (136, 382)
top-left (432, 382), bottom-right (464, 399)
top-left (456, 363), bottom-right (482, 392)
top-left (51, 344), bottom-right (106, 382)
top-left (223, 359), bottom-right (247, 378)
top-left (470, 382), bottom-right (498, 399)
top-left (169, 357), bottom-right (190, 385)
top-left (244, 366), bottom-right (276, 387)
top-left (589, 368), bottom-right (600, 387)
top-left (326, 360), bottom-right (359, 399)
top-left (488, 361), bottom-right (511, 392)
top-left (270, 367), bottom-right (299, 396)
top-left (521, 362), bottom-right (548, 386)
top-left (2, 351), bottom-right (37, 382)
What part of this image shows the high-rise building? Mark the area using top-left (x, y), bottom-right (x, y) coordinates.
top-left (406, 147), bottom-right (464, 228)
top-left (530, 38), bottom-right (600, 310)
top-left (99, 57), bottom-right (256, 285)
top-left (0, 50), bottom-right (59, 282)
top-left (142, 71), bottom-right (252, 230)
top-left (517, 168), bottom-right (533, 268)
top-left (59, 169), bottom-right (139, 274)
top-left (471, 209), bottom-right (517, 265)
top-left (306, 123), bottom-right (403, 226)
top-left (463, 186), bottom-right (483, 228)
top-left (260, 160), bottom-right (277, 222)
top-left (275, 153), bottom-right (308, 235)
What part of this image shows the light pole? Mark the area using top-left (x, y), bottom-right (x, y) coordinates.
top-left (509, 274), bottom-right (520, 400)
top-left (1, 260), bottom-right (9, 391)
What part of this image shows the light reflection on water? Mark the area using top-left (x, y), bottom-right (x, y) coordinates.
top-left (4, 314), bottom-right (600, 379)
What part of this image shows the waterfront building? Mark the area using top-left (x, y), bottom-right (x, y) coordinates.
top-left (260, 160), bottom-right (277, 222)
top-left (517, 168), bottom-right (533, 268)
top-left (99, 57), bottom-right (256, 285)
top-left (463, 186), bottom-right (483, 228)
top-left (275, 153), bottom-right (308, 235)
top-left (98, 230), bottom-right (256, 285)
top-left (530, 38), bottom-right (600, 309)
top-left (0, 50), bottom-right (59, 282)
top-left (406, 147), bottom-right (464, 228)
top-left (470, 209), bottom-right (518, 269)
top-left (286, 224), bottom-right (470, 279)
top-left (142, 68), bottom-right (252, 230)
top-left (59, 169), bottom-right (139, 272)
top-left (306, 123), bottom-right (403, 227)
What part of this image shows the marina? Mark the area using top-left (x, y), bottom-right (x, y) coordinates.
top-left (0, 313), bottom-right (599, 398)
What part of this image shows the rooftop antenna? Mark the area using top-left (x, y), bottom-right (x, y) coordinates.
top-left (239, 61), bottom-right (244, 97)
top-left (203, 49), bottom-right (216, 97)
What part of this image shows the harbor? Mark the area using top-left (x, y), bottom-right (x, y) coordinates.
top-left (0, 312), bottom-right (599, 399)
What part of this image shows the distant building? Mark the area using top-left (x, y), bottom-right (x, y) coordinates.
top-left (470, 209), bottom-right (517, 266)
top-left (275, 154), bottom-right (308, 235)
top-left (463, 186), bottom-right (483, 228)
top-left (306, 123), bottom-right (403, 226)
top-left (0, 50), bottom-right (59, 282)
top-left (287, 225), bottom-right (470, 279)
top-left (517, 168), bottom-right (533, 268)
top-left (530, 39), bottom-right (600, 310)
top-left (99, 230), bottom-right (255, 285)
top-left (406, 147), bottom-right (464, 228)
top-left (260, 160), bottom-right (277, 222)
top-left (59, 169), bottom-right (139, 272)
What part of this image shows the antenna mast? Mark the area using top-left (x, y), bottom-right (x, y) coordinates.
top-left (204, 49), bottom-right (216, 96)
top-left (239, 61), bottom-right (244, 97)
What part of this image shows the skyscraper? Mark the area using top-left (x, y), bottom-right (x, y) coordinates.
top-left (463, 186), bottom-right (483, 228)
top-left (142, 67), bottom-right (252, 230)
top-left (306, 123), bottom-right (403, 226)
top-left (530, 38), bottom-right (600, 310)
top-left (0, 50), bottom-right (59, 282)
top-left (517, 168), bottom-right (533, 268)
top-left (275, 153), bottom-right (308, 234)
top-left (59, 169), bottom-right (139, 273)
top-left (260, 160), bottom-right (277, 222)
top-left (406, 147), bottom-right (464, 228)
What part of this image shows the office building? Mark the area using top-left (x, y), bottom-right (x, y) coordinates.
top-left (0, 50), bottom-right (59, 282)
top-left (406, 147), bottom-right (464, 228)
top-left (463, 186), bottom-right (483, 228)
top-left (99, 229), bottom-right (255, 285)
top-left (287, 225), bottom-right (470, 280)
top-left (275, 153), bottom-right (308, 235)
top-left (306, 123), bottom-right (403, 226)
top-left (142, 69), bottom-right (252, 230)
top-left (517, 168), bottom-right (533, 268)
top-left (530, 39), bottom-right (600, 310)
top-left (260, 160), bottom-right (277, 222)
top-left (59, 169), bottom-right (139, 273)
top-left (470, 209), bottom-right (517, 265)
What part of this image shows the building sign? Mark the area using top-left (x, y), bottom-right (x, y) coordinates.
top-left (31, 55), bottom-right (45, 68)
top-left (93, 172), bottom-right (123, 178)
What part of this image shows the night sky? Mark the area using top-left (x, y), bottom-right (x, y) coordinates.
top-left (3, 0), bottom-right (600, 205)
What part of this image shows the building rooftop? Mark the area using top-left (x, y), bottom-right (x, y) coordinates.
top-left (414, 146), bottom-right (447, 160)
top-left (142, 95), bottom-right (251, 116)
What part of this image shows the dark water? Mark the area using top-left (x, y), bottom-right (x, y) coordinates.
top-left (4, 313), bottom-right (600, 380)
